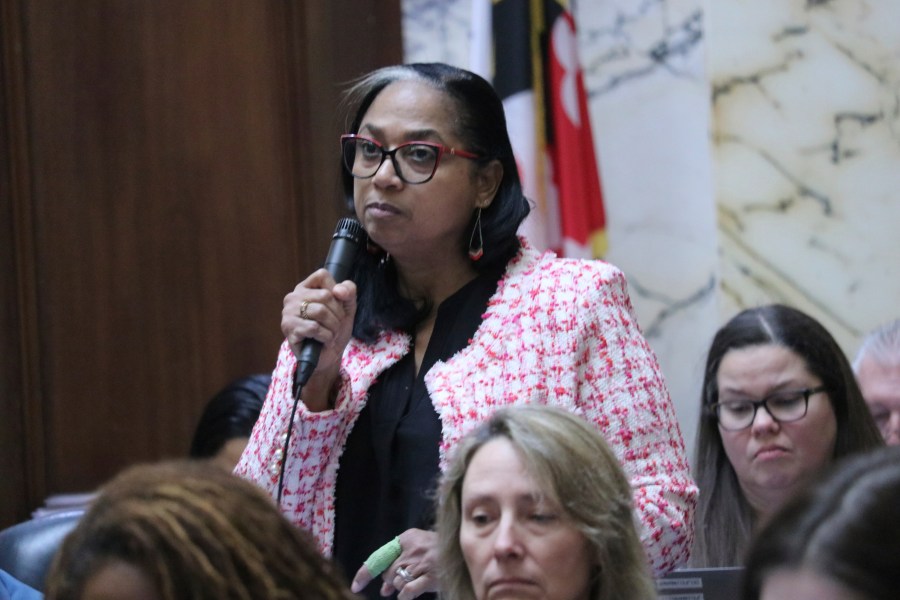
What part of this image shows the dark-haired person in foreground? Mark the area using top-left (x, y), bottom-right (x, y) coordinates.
top-left (743, 445), bottom-right (900, 600)
top-left (45, 461), bottom-right (353, 600)
top-left (236, 62), bottom-right (696, 598)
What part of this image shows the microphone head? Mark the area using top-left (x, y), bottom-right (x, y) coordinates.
top-left (322, 217), bottom-right (364, 285)
top-left (333, 217), bottom-right (364, 245)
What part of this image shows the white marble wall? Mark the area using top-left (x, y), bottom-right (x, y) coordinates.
top-left (573, 0), bottom-right (717, 459)
top-left (401, 0), bottom-right (900, 461)
top-left (711, 0), bottom-right (900, 355)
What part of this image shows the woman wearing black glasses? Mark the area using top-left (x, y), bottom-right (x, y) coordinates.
top-left (690, 304), bottom-right (883, 568)
top-left (235, 63), bottom-right (696, 598)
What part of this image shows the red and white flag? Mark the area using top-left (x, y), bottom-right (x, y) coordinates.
top-left (471, 0), bottom-right (607, 258)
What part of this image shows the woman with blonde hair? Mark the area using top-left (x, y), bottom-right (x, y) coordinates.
top-left (435, 405), bottom-right (656, 600)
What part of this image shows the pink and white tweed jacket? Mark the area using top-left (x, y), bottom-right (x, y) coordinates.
top-left (236, 243), bottom-right (697, 575)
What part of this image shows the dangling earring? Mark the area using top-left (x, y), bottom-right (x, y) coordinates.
top-left (468, 208), bottom-right (484, 261)
top-left (366, 235), bottom-right (391, 267)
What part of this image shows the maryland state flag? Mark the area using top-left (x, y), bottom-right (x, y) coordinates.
top-left (471, 0), bottom-right (607, 258)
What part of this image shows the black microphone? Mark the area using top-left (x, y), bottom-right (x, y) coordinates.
top-left (295, 217), bottom-right (364, 388)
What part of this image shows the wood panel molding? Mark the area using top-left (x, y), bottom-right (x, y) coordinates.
top-left (1, 0), bottom-right (47, 526)
top-left (0, 0), bottom-right (401, 528)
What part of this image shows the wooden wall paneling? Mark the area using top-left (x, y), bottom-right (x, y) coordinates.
top-left (1, 0), bottom-right (46, 526)
top-left (287, 0), bottom-right (403, 275)
top-left (0, 0), bottom-right (401, 527)
top-left (21, 0), bottom-right (305, 500)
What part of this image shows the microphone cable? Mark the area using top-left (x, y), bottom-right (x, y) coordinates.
top-left (276, 380), bottom-right (303, 508)
top-left (274, 217), bottom-right (363, 508)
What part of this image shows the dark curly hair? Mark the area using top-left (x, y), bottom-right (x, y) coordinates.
top-left (46, 461), bottom-right (354, 600)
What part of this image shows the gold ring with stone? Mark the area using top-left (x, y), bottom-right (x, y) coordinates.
top-left (299, 300), bottom-right (311, 320)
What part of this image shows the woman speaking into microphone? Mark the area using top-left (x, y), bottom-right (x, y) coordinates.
top-left (235, 62), bottom-right (696, 599)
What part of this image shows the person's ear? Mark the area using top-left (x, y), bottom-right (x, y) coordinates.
top-left (474, 159), bottom-right (503, 210)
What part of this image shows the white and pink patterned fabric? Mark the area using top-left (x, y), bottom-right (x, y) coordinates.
top-left (236, 240), bottom-right (697, 574)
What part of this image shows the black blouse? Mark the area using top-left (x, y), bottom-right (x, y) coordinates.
top-left (333, 271), bottom-right (500, 599)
